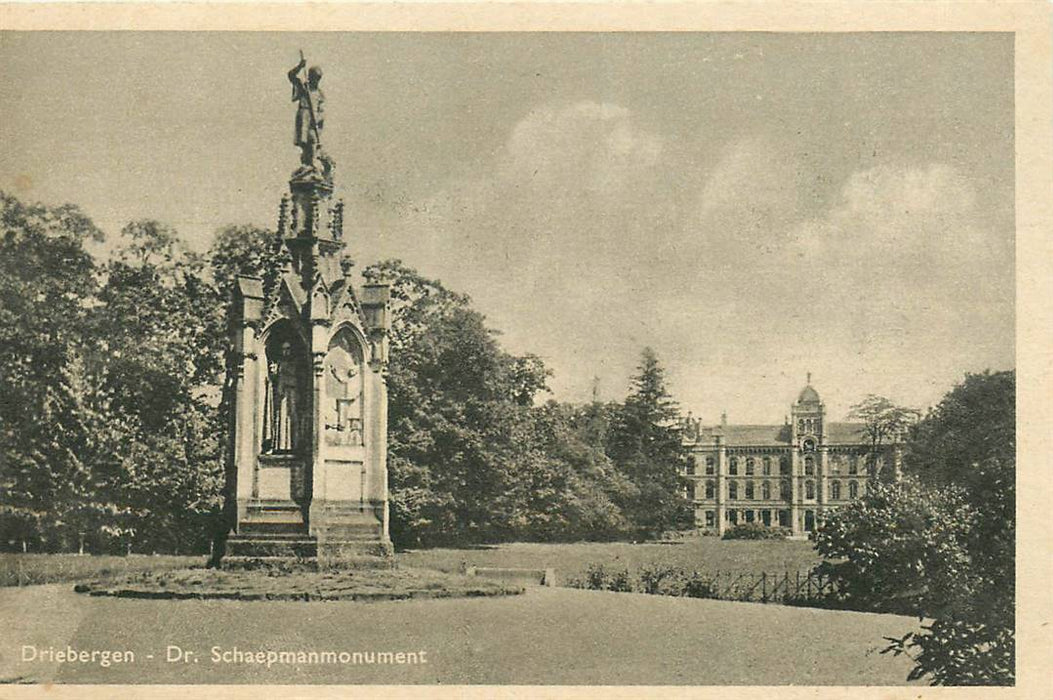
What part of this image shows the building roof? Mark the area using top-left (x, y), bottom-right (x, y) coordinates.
top-left (825, 422), bottom-right (869, 445)
top-left (696, 424), bottom-right (790, 446)
top-left (797, 385), bottom-right (821, 404)
top-left (693, 421), bottom-right (870, 447)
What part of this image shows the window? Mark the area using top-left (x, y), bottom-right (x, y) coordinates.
top-left (685, 482), bottom-right (695, 500)
top-left (705, 510), bottom-right (715, 527)
top-left (745, 458), bottom-right (755, 476)
top-left (780, 456), bottom-right (791, 475)
top-left (849, 481), bottom-right (859, 499)
top-left (797, 419), bottom-right (805, 433)
top-left (685, 456), bottom-right (696, 476)
top-left (830, 480), bottom-right (841, 500)
top-left (779, 509), bottom-right (790, 527)
top-left (761, 481), bottom-right (771, 500)
top-left (761, 510), bottom-right (772, 526)
top-left (805, 480), bottom-right (815, 499)
top-left (745, 481), bottom-right (755, 500)
top-left (705, 480), bottom-right (715, 499)
top-left (849, 457), bottom-right (859, 476)
top-left (780, 480), bottom-right (792, 501)
top-left (804, 510), bottom-right (815, 532)
top-left (804, 456), bottom-right (815, 476)
top-left (745, 510), bottom-right (755, 523)
top-left (729, 481), bottom-right (739, 500)
top-left (705, 457), bottom-right (715, 475)
top-left (763, 457), bottom-right (772, 475)
top-left (729, 458), bottom-right (738, 476)
top-left (729, 509), bottom-right (739, 525)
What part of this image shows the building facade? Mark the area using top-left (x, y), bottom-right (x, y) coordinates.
top-left (681, 380), bottom-right (899, 537)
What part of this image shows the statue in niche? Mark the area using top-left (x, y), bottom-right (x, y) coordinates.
top-left (324, 341), bottom-right (363, 446)
top-left (288, 50), bottom-right (333, 178)
top-left (263, 341), bottom-right (303, 453)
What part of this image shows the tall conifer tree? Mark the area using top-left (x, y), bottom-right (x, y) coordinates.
top-left (607, 347), bottom-right (691, 535)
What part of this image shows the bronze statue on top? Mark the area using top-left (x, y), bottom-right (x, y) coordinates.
top-left (289, 50), bottom-right (333, 179)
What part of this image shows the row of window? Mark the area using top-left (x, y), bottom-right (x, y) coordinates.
top-left (797, 418), bottom-right (820, 435)
top-left (689, 479), bottom-right (863, 501)
top-left (697, 508), bottom-right (820, 532)
top-left (686, 454), bottom-right (868, 476)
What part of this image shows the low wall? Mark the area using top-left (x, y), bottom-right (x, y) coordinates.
top-left (466, 566), bottom-right (556, 587)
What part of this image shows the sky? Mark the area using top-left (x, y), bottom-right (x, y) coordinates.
top-left (0, 31), bottom-right (1015, 423)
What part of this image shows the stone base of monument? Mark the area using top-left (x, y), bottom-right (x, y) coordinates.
top-left (224, 499), bottom-right (393, 567)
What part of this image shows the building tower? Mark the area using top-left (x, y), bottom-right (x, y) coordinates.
top-left (222, 53), bottom-right (393, 561)
top-left (790, 372), bottom-right (826, 534)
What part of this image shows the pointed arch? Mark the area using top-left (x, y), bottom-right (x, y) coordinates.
top-left (324, 323), bottom-right (368, 447)
top-left (259, 319), bottom-right (310, 454)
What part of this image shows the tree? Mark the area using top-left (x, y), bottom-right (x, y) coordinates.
top-left (209, 224), bottom-right (288, 307)
top-left (87, 220), bottom-right (226, 552)
top-left (606, 348), bottom-right (691, 535)
top-left (904, 370), bottom-right (1015, 488)
top-left (0, 191), bottom-right (103, 550)
top-left (847, 394), bottom-right (919, 477)
top-left (816, 372), bottom-right (1015, 685)
top-left (361, 259), bottom-right (555, 546)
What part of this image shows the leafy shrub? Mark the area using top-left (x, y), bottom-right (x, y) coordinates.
top-left (681, 570), bottom-right (717, 598)
top-left (572, 563), bottom-right (634, 592)
top-left (573, 562), bottom-right (719, 599)
top-left (607, 567), bottom-right (633, 592)
top-left (817, 473), bottom-right (1014, 685)
top-left (637, 563), bottom-right (683, 595)
top-left (721, 522), bottom-right (790, 540)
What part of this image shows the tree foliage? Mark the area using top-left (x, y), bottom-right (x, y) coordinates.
top-left (815, 372), bottom-right (1015, 685)
top-left (848, 394), bottom-right (920, 449)
top-left (2, 192), bottom-right (694, 553)
top-left (362, 259), bottom-right (636, 546)
top-left (0, 192), bottom-right (104, 550)
top-left (606, 348), bottom-right (692, 536)
top-left (0, 196), bottom-right (225, 552)
top-left (904, 370), bottom-right (1015, 488)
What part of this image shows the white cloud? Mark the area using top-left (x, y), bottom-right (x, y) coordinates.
top-left (382, 110), bottom-right (1012, 417)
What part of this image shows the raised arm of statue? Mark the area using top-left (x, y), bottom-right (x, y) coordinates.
top-left (289, 51), bottom-right (308, 99)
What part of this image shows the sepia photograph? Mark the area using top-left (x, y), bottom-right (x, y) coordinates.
top-left (0, 4), bottom-right (1049, 694)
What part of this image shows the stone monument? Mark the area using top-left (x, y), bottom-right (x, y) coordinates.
top-left (222, 52), bottom-right (393, 561)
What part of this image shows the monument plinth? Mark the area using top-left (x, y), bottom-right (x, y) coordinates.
top-left (222, 52), bottom-right (393, 562)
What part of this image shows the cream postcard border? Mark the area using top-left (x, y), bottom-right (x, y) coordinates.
top-left (0, 2), bottom-right (1049, 699)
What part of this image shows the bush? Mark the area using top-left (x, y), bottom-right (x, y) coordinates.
top-left (721, 522), bottom-right (790, 540)
top-left (817, 473), bottom-right (1014, 684)
top-left (681, 570), bottom-right (718, 598)
top-left (572, 563), bottom-right (633, 592)
top-left (637, 563), bottom-right (683, 595)
top-left (572, 562), bottom-right (720, 599)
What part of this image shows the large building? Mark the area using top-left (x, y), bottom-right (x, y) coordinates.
top-left (680, 378), bottom-right (900, 537)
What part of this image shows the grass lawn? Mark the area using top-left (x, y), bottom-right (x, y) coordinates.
top-left (4, 540), bottom-right (822, 592)
top-left (0, 583), bottom-right (920, 685)
top-left (0, 554), bottom-right (202, 587)
top-left (397, 538), bottom-right (823, 584)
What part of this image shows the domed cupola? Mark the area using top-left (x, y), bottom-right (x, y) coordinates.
top-left (797, 384), bottom-right (820, 405)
